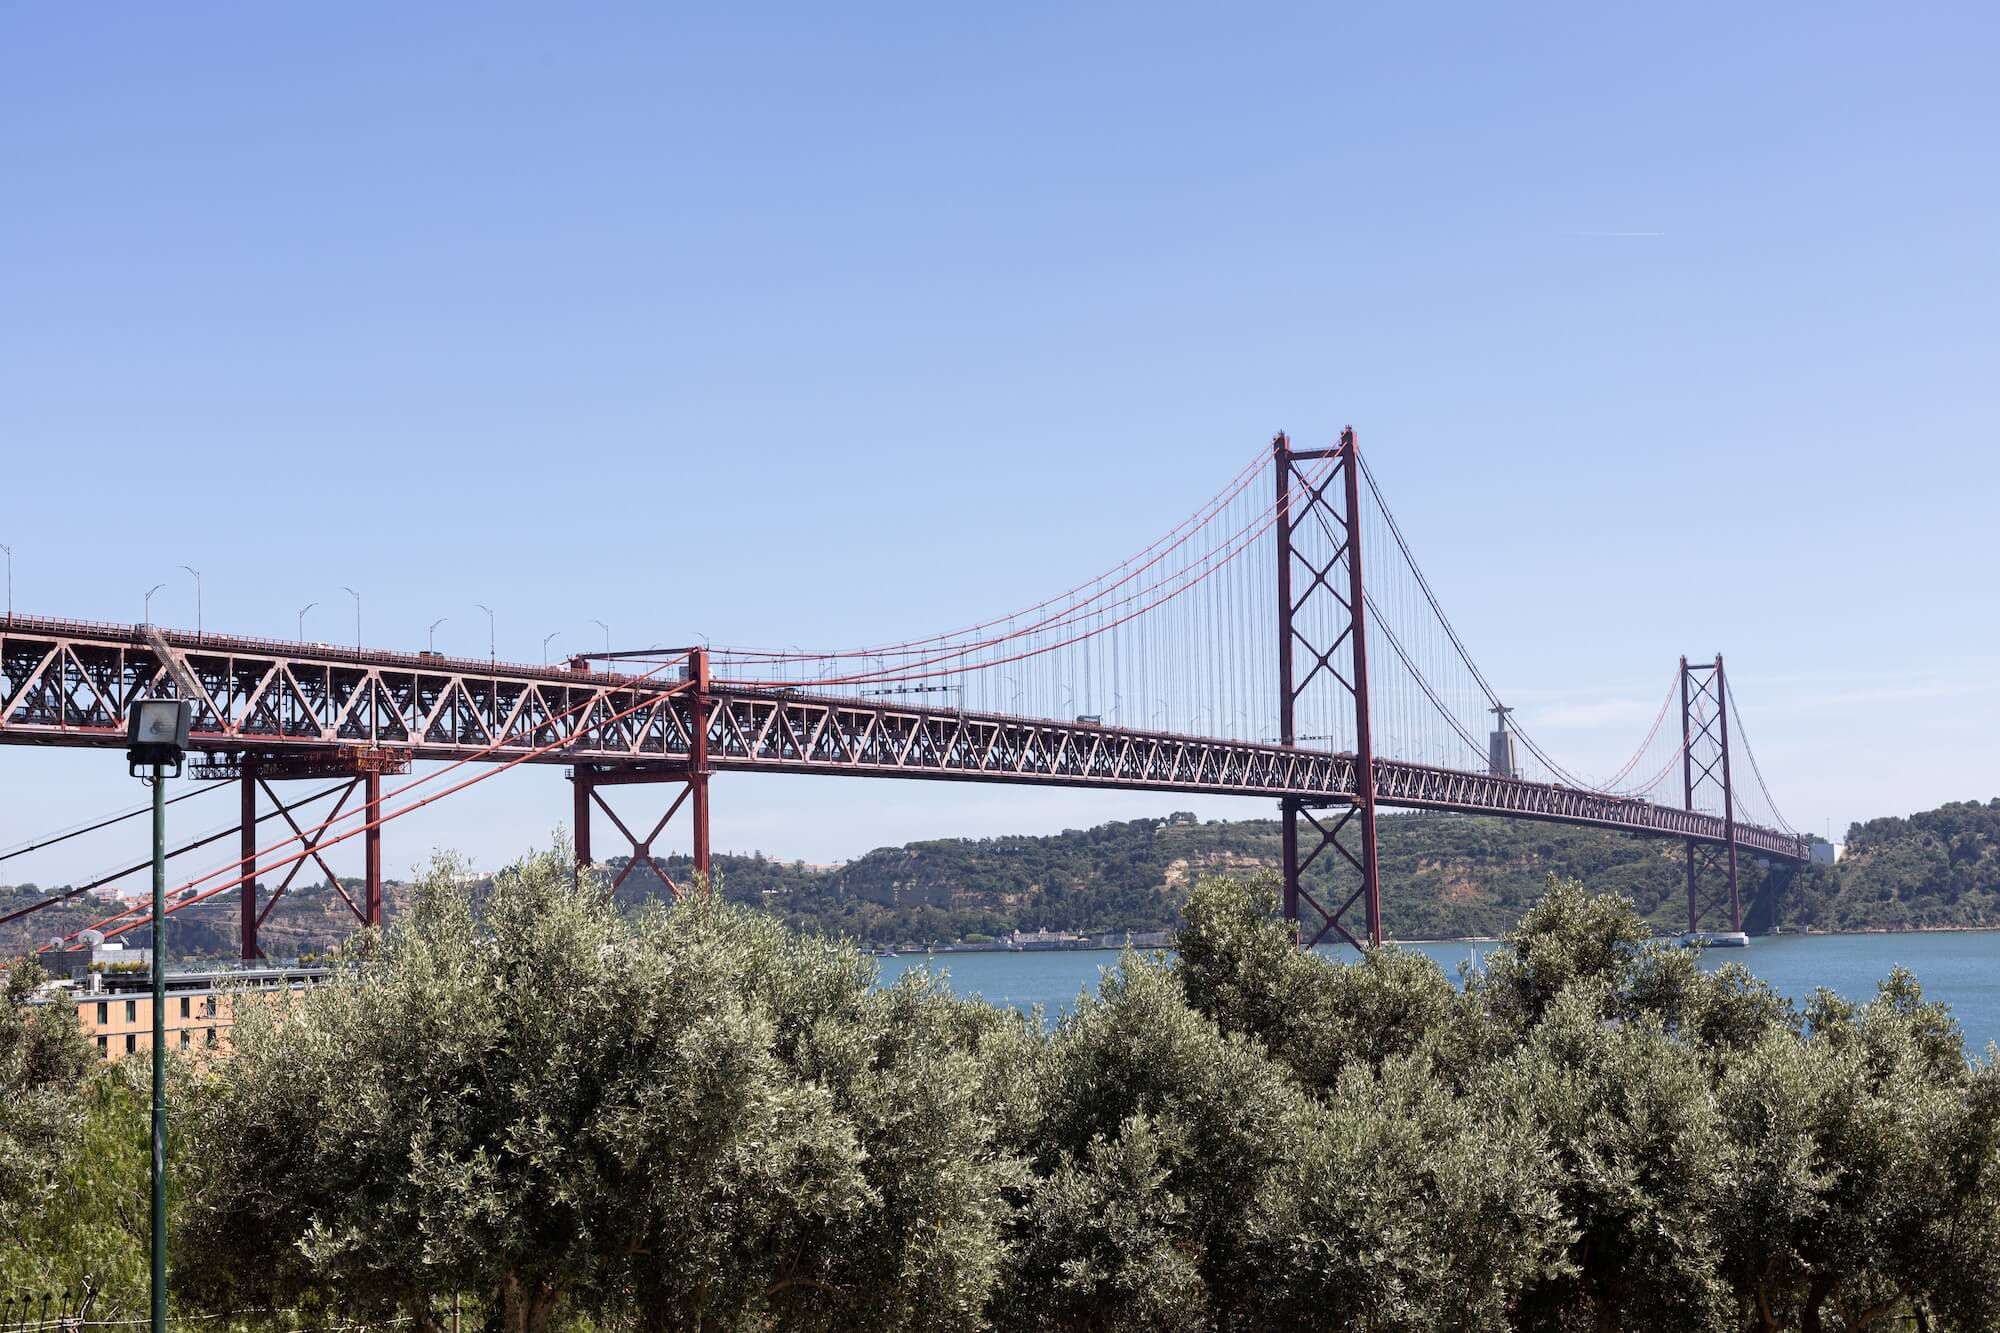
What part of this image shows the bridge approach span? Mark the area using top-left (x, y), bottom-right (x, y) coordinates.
top-left (0, 617), bottom-right (1807, 864)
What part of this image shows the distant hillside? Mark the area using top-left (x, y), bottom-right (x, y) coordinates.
top-left (678, 810), bottom-right (1804, 945)
top-left (7, 799), bottom-right (1996, 955)
top-left (614, 799), bottom-right (2000, 943)
top-left (1792, 798), bottom-right (2000, 931)
top-left (0, 879), bottom-right (418, 961)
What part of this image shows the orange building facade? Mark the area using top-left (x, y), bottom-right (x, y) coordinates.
top-left (72, 967), bottom-right (330, 1062)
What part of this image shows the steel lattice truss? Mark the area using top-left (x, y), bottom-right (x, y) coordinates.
top-left (0, 617), bottom-right (1810, 864)
top-left (0, 617), bottom-right (695, 763)
top-left (706, 692), bottom-right (1806, 858)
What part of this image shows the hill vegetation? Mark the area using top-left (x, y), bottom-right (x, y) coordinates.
top-left (5, 798), bottom-right (1997, 956)
top-left (664, 797), bottom-right (2000, 944)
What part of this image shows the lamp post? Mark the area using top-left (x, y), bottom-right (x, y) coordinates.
top-left (475, 604), bottom-right (495, 664)
top-left (1, 542), bottom-right (11, 626)
top-left (297, 602), bottom-right (317, 641)
top-left (542, 632), bottom-right (560, 666)
top-left (591, 619), bottom-right (610, 656)
top-left (143, 583), bottom-right (165, 625)
top-left (126, 697), bottom-right (191, 1333)
top-left (429, 617), bottom-right (448, 653)
top-left (340, 587), bottom-right (361, 651)
top-left (179, 565), bottom-right (202, 641)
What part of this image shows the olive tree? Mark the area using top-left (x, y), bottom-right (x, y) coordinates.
top-left (990, 957), bottom-right (1304, 1331)
top-left (1718, 973), bottom-right (2000, 1332)
top-left (177, 845), bottom-right (1017, 1333)
top-left (1174, 871), bottom-right (1495, 1092)
top-left (0, 958), bottom-right (92, 1243)
top-left (1483, 985), bottom-right (1734, 1333)
top-left (1245, 1053), bottom-right (1572, 1333)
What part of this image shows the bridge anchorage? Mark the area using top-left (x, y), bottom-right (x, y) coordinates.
top-left (1, 424), bottom-right (1807, 959)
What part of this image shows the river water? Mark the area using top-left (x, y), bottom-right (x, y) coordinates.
top-left (879, 930), bottom-right (2000, 1054)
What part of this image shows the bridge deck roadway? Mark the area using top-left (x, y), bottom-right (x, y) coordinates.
top-left (0, 617), bottom-right (1809, 863)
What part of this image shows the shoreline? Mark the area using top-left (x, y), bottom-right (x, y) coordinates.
top-left (899, 922), bottom-right (2000, 956)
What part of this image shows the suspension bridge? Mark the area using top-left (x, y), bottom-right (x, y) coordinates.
top-left (0, 428), bottom-right (1807, 954)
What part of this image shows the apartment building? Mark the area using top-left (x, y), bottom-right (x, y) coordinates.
top-left (70, 966), bottom-right (332, 1062)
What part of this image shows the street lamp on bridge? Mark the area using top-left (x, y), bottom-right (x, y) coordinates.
top-left (340, 587), bottom-right (361, 651)
top-left (476, 604), bottom-right (495, 664)
top-left (543, 631), bottom-right (560, 665)
top-left (297, 601), bottom-right (317, 641)
top-left (179, 565), bottom-right (202, 641)
top-left (591, 619), bottom-right (610, 656)
top-left (143, 583), bottom-right (164, 625)
top-left (429, 617), bottom-right (448, 653)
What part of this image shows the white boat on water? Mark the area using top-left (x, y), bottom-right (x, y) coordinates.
top-left (1676, 930), bottom-right (1750, 948)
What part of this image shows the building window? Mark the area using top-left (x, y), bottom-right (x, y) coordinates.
top-left (179, 1031), bottom-right (191, 1049)
top-left (124, 1000), bottom-right (137, 1023)
top-left (96, 1036), bottom-right (107, 1057)
top-left (124, 1034), bottom-right (136, 1054)
top-left (203, 996), bottom-right (218, 1019)
top-left (179, 997), bottom-right (190, 1019)
top-left (96, 1001), bottom-right (108, 1024)
top-left (205, 1028), bottom-right (217, 1047)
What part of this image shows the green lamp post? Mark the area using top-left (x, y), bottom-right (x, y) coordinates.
top-left (127, 697), bottom-right (192, 1333)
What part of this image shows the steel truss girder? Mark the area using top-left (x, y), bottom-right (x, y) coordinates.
top-left (0, 617), bottom-right (1810, 868)
top-left (699, 695), bottom-right (1807, 860)
top-left (0, 617), bottom-right (696, 763)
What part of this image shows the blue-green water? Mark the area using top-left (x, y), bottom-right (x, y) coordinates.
top-left (879, 931), bottom-right (2000, 1053)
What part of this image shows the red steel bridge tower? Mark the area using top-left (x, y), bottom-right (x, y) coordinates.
top-left (1680, 653), bottom-right (1741, 935)
top-left (1274, 427), bottom-right (1382, 949)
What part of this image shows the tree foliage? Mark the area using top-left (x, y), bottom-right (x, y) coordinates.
top-left (0, 959), bottom-right (92, 1244)
top-left (82, 856), bottom-right (1995, 1333)
top-left (176, 846), bottom-right (1019, 1333)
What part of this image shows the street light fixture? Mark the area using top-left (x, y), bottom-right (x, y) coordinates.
top-left (125, 695), bottom-right (192, 1333)
top-left (340, 587), bottom-right (361, 651)
top-left (429, 617), bottom-right (448, 653)
top-left (542, 631), bottom-right (560, 666)
top-left (143, 583), bottom-right (165, 625)
top-left (297, 602), bottom-right (317, 641)
top-left (475, 604), bottom-right (495, 664)
top-left (179, 565), bottom-right (202, 641)
top-left (1, 542), bottom-right (12, 626)
top-left (591, 619), bottom-right (610, 655)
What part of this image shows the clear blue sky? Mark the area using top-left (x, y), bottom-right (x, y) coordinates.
top-left (4, 4), bottom-right (1996, 888)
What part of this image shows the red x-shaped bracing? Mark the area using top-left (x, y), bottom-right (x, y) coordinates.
top-left (572, 763), bottom-right (711, 900)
